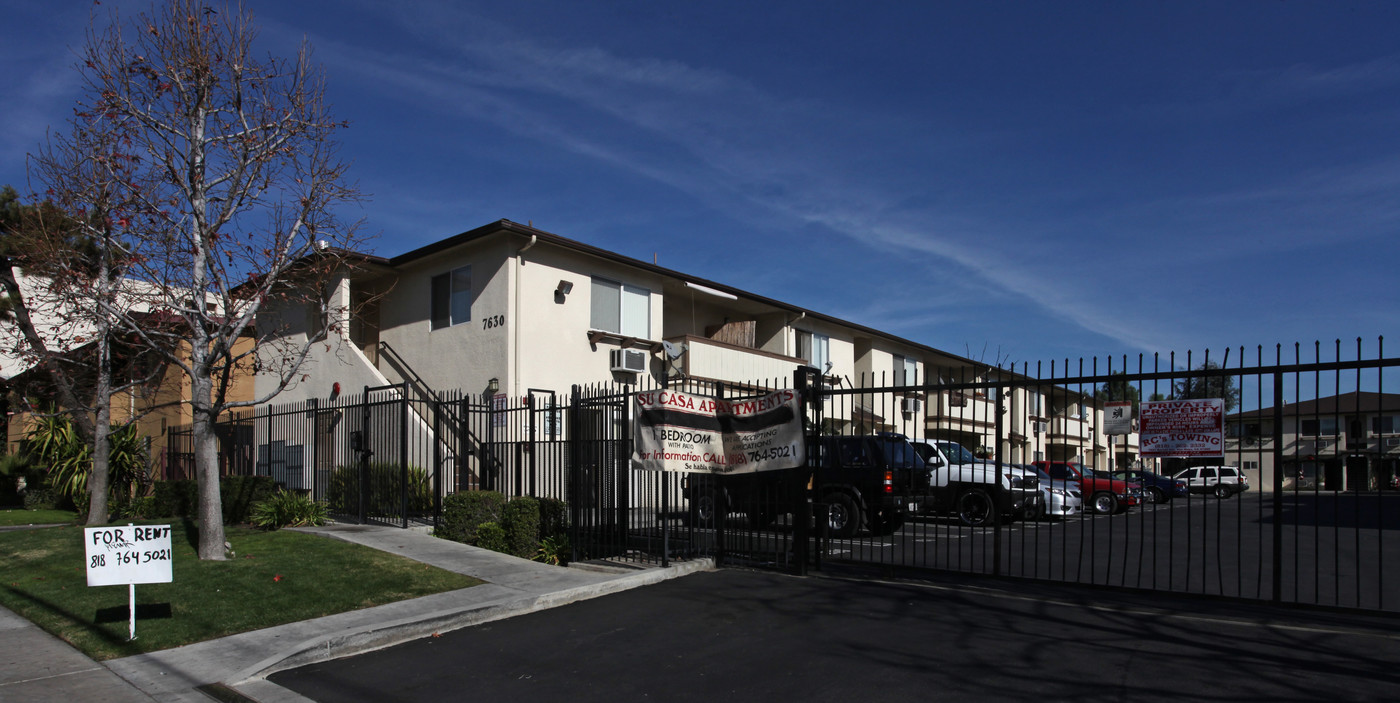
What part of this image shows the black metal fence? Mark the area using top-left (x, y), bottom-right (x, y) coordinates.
top-left (173, 341), bottom-right (1400, 613)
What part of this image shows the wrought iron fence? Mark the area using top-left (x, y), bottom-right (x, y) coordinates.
top-left (166, 340), bottom-right (1399, 613)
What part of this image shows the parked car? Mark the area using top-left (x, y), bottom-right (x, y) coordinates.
top-left (1031, 461), bottom-right (1144, 515)
top-left (1027, 465), bottom-right (1083, 519)
top-left (685, 434), bottom-right (932, 537)
top-left (905, 439), bottom-right (1042, 527)
top-left (1109, 469), bottom-right (1188, 504)
top-left (1172, 465), bottom-right (1249, 498)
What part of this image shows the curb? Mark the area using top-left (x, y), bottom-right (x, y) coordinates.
top-left (230, 557), bottom-right (713, 684)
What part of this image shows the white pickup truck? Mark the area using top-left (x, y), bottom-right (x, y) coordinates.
top-left (905, 438), bottom-right (1042, 527)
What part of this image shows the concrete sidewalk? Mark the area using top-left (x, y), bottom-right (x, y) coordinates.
top-left (0, 524), bottom-right (711, 703)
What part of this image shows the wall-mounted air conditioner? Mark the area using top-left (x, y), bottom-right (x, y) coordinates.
top-left (901, 397), bottom-right (921, 413)
top-left (609, 348), bottom-right (649, 373)
top-left (1386, 437), bottom-right (1400, 448)
top-left (1033, 421), bottom-right (1048, 434)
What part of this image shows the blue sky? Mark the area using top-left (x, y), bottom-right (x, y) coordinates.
top-left (3, 1), bottom-right (1398, 372)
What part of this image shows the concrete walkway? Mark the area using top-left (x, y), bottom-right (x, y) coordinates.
top-left (0, 524), bottom-right (711, 703)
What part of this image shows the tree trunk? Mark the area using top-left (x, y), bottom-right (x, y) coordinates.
top-left (192, 373), bottom-right (227, 560)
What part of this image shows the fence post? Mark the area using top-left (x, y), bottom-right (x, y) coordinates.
top-left (401, 382), bottom-right (410, 529)
top-left (993, 387), bottom-right (1005, 577)
top-left (793, 367), bottom-right (812, 576)
top-left (1271, 368), bottom-right (1285, 603)
top-left (568, 384), bottom-right (582, 564)
top-left (359, 386), bottom-right (371, 525)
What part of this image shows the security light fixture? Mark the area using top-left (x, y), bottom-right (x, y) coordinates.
top-left (556, 280), bottom-right (573, 296)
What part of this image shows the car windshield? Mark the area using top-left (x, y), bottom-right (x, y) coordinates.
top-left (878, 439), bottom-right (925, 470)
top-left (937, 442), bottom-right (977, 464)
top-left (1077, 465), bottom-right (1099, 478)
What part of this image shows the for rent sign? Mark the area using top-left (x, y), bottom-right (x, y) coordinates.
top-left (84, 524), bottom-right (174, 587)
top-left (1139, 399), bottom-right (1225, 458)
top-left (632, 387), bottom-right (805, 474)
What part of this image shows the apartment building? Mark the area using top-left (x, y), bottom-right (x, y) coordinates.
top-left (1226, 391), bottom-right (1400, 491)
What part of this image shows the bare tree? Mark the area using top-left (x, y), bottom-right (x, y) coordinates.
top-left (51, 1), bottom-right (368, 558)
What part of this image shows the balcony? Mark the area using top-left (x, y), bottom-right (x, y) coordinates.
top-left (663, 335), bottom-right (805, 386)
top-left (927, 390), bottom-right (997, 432)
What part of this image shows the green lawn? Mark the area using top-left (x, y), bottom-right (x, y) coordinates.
top-left (0, 521), bottom-right (481, 660)
top-left (0, 507), bottom-right (79, 527)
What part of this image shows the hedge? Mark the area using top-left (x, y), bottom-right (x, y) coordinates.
top-left (439, 491), bottom-right (568, 561)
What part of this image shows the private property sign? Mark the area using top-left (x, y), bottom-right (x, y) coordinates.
top-left (632, 387), bottom-right (805, 474)
top-left (1139, 398), bottom-right (1225, 458)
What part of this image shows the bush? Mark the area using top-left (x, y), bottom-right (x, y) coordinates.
top-left (438, 490), bottom-right (505, 544)
top-left (250, 489), bottom-right (329, 529)
top-left (0, 454), bottom-right (36, 508)
top-left (139, 476), bottom-right (278, 523)
top-left (326, 462), bottom-right (433, 517)
top-left (26, 415), bottom-right (150, 506)
top-left (538, 497), bottom-right (568, 541)
top-left (474, 521), bottom-right (508, 553)
top-left (502, 496), bottom-right (540, 559)
top-left (438, 492), bottom-right (570, 563)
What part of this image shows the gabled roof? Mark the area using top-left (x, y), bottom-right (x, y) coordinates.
top-left (1228, 391), bottom-right (1400, 420)
top-left (383, 219), bottom-right (992, 373)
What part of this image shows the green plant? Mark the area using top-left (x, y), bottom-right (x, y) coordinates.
top-left (25, 415), bottom-right (150, 506)
top-left (474, 521), bottom-right (508, 553)
top-left (326, 462), bottom-right (433, 517)
top-left (502, 496), bottom-right (540, 558)
top-left (250, 489), bottom-right (329, 529)
top-left (534, 534), bottom-right (570, 566)
top-left (437, 490), bottom-right (505, 544)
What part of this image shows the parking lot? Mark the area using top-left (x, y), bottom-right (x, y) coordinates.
top-left (709, 492), bottom-right (1400, 612)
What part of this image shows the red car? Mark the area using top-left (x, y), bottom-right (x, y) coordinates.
top-left (1031, 461), bottom-right (1144, 515)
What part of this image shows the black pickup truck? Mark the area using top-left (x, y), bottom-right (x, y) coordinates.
top-left (685, 434), bottom-right (932, 537)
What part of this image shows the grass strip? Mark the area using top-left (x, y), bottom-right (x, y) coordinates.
top-left (0, 508), bottom-right (79, 527)
top-left (0, 520), bottom-right (480, 660)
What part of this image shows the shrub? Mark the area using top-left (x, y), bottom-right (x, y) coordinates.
top-left (139, 476), bottom-right (277, 523)
top-left (326, 462), bottom-right (433, 517)
top-left (502, 496), bottom-right (540, 558)
top-left (438, 490), bottom-right (505, 544)
top-left (250, 489), bottom-right (329, 529)
top-left (538, 497), bottom-right (568, 541)
top-left (474, 521), bottom-right (508, 553)
top-left (26, 416), bottom-right (150, 507)
top-left (534, 534), bottom-right (570, 566)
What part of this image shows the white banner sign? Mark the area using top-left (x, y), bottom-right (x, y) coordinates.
top-left (632, 388), bottom-right (806, 474)
top-left (1139, 398), bottom-right (1225, 458)
top-left (85, 525), bottom-right (174, 587)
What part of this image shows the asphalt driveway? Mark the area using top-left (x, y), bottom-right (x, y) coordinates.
top-left (271, 568), bottom-right (1400, 702)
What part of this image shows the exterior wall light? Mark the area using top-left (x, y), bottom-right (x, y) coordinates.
top-left (487, 377), bottom-right (500, 393)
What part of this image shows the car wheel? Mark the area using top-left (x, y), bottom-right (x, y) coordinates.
top-left (869, 510), bottom-right (904, 536)
top-left (825, 493), bottom-right (862, 538)
top-left (1146, 487), bottom-right (1165, 504)
top-left (1214, 484), bottom-right (1232, 499)
top-left (690, 487), bottom-right (726, 527)
top-left (1091, 492), bottom-right (1118, 515)
top-left (956, 488), bottom-right (996, 527)
top-left (747, 508), bottom-right (774, 529)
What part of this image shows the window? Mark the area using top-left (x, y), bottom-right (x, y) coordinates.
top-left (1372, 415), bottom-right (1400, 435)
top-left (894, 355), bottom-right (918, 385)
top-left (430, 266), bottom-right (472, 330)
top-left (1027, 391), bottom-right (1043, 417)
top-left (590, 278), bottom-right (650, 338)
top-left (797, 331), bottom-right (830, 371)
top-left (1300, 417), bottom-right (1339, 437)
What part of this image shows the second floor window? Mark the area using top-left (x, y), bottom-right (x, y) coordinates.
top-left (894, 355), bottom-right (917, 385)
top-left (1300, 417), bottom-right (1339, 437)
top-left (797, 330), bottom-right (830, 371)
top-left (431, 266), bottom-right (472, 330)
top-left (591, 278), bottom-right (650, 338)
